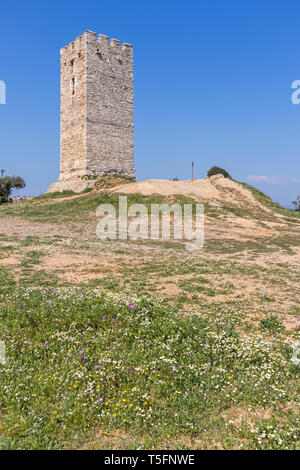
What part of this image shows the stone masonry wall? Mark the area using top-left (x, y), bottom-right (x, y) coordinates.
top-left (56, 30), bottom-right (135, 187)
top-left (85, 32), bottom-right (135, 178)
top-left (59, 32), bottom-right (88, 181)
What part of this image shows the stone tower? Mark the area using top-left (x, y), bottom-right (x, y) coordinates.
top-left (47, 31), bottom-right (135, 193)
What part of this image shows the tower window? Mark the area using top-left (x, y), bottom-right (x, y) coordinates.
top-left (71, 77), bottom-right (75, 95)
top-left (70, 59), bottom-right (74, 72)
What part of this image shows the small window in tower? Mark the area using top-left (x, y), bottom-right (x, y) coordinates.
top-left (70, 59), bottom-right (74, 72)
top-left (71, 77), bottom-right (75, 95)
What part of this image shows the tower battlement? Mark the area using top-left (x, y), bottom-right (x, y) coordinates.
top-left (47, 31), bottom-right (135, 193)
top-left (60, 31), bottom-right (133, 61)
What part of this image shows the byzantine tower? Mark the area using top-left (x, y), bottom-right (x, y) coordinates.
top-left (48, 31), bottom-right (135, 192)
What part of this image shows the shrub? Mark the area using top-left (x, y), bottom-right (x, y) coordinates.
top-left (260, 315), bottom-right (284, 334)
top-left (292, 195), bottom-right (300, 211)
top-left (0, 175), bottom-right (26, 203)
top-left (207, 166), bottom-right (231, 179)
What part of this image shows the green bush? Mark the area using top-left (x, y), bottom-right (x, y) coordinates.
top-left (260, 315), bottom-right (284, 334)
top-left (0, 175), bottom-right (26, 203)
top-left (0, 287), bottom-right (296, 448)
top-left (207, 166), bottom-right (231, 179)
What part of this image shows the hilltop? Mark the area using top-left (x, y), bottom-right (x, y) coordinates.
top-left (111, 174), bottom-right (258, 203)
top-left (1, 175), bottom-right (299, 257)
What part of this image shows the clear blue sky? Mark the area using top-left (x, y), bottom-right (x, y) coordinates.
top-left (1, 0), bottom-right (300, 207)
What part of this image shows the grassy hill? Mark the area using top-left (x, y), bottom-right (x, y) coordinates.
top-left (0, 178), bottom-right (299, 449)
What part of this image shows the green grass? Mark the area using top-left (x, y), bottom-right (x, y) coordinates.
top-left (0, 192), bottom-right (169, 223)
top-left (0, 180), bottom-right (300, 449)
top-left (0, 287), bottom-right (299, 449)
top-left (35, 190), bottom-right (76, 200)
top-left (240, 182), bottom-right (300, 220)
top-left (260, 316), bottom-right (285, 334)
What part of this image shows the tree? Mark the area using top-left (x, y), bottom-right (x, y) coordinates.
top-left (207, 166), bottom-right (231, 179)
top-left (292, 195), bottom-right (300, 211)
top-left (0, 176), bottom-right (26, 204)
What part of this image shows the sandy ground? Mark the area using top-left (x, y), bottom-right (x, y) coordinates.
top-left (1, 175), bottom-right (300, 334)
top-left (110, 175), bottom-right (262, 206)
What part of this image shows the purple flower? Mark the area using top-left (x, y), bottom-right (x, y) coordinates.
top-left (20, 306), bottom-right (24, 310)
top-left (114, 322), bottom-right (118, 326)
top-left (119, 329), bottom-right (122, 333)
top-left (178, 365), bottom-right (182, 369)
top-left (95, 365), bottom-right (99, 371)
top-left (102, 315), bottom-right (107, 319)
top-left (79, 351), bottom-right (83, 355)
top-left (99, 398), bottom-right (104, 403)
